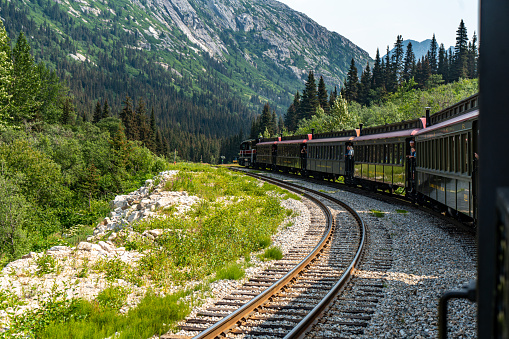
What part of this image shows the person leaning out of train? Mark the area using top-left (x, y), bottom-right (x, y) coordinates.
top-left (407, 140), bottom-right (416, 158)
top-left (301, 146), bottom-right (307, 157)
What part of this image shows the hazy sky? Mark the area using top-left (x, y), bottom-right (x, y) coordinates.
top-left (277, 0), bottom-right (479, 59)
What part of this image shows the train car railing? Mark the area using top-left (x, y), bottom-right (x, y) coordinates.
top-left (494, 188), bottom-right (509, 337)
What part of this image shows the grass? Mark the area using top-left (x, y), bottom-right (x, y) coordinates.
top-left (31, 289), bottom-right (193, 339)
top-left (259, 246), bottom-right (283, 261)
top-left (4, 163), bottom-right (293, 337)
top-left (215, 262), bottom-right (245, 280)
top-left (396, 209), bottom-right (408, 214)
top-left (35, 252), bottom-right (59, 276)
top-left (370, 209), bottom-right (385, 218)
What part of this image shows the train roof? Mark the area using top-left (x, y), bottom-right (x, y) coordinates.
top-left (307, 136), bottom-right (355, 144)
top-left (257, 138), bottom-right (310, 146)
top-left (415, 109), bottom-right (479, 136)
top-left (355, 128), bottom-right (421, 141)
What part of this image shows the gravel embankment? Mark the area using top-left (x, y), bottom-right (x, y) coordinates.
top-left (258, 171), bottom-right (477, 338)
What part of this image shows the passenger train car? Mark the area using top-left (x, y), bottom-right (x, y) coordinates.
top-left (240, 94), bottom-right (479, 223)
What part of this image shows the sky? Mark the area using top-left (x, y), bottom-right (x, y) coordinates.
top-left (276, 0), bottom-right (479, 59)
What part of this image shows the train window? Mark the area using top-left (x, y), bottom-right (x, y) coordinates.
top-left (394, 144), bottom-right (398, 164)
top-left (433, 139), bottom-right (437, 169)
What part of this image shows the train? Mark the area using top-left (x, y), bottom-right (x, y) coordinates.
top-left (239, 94), bottom-right (479, 224)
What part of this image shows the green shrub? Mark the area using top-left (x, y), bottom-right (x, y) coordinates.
top-left (35, 253), bottom-right (59, 276)
top-left (96, 286), bottom-right (130, 310)
top-left (260, 246), bottom-right (283, 261)
top-left (216, 263), bottom-right (245, 280)
top-left (370, 210), bottom-right (385, 218)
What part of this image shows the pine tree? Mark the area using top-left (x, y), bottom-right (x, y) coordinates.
top-left (61, 97), bottom-right (74, 125)
top-left (358, 63), bottom-right (371, 106)
top-left (403, 42), bottom-right (416, 82)
top-left (344, 59), bottom-right (359, 102)
top-left (259, 103), bottom-right (272, 136)
top-left (270, 110), bottom-right (277, 136)
top-left (135, 97), bottom-right (148, 143)
top-left (372, 49), bottom-right (383, 88)
top-left (438, 44), bottom-right (449, 83)
top-left (384, 46), bottom-right (396, 92)
top-left (299, 71), bottom-right (319, 120)
top-left (148, 107), bottom-right (157, 152)
top-left (317, 76), bottom-right (329, 113)
top-left (120, 96), bottom-right (135, 140)
top-left (93, 100), bottom-right (102, 123)
top-left (0, 21), bottom-right (12, 127)
top-left (10, 32), bottom-right (41, 124)
top-left (467, 32), bottom-right (478, 78)
top-left (428, 34), bottom-right (438, 74)
top-left (452, 20), bottom-right (469, 81)
top-left (328, 86), bottom-right (338, 109)
top-left (392, 35), bottom-right (405, 83)
top-left (102, 98), bottom-right (111, 118)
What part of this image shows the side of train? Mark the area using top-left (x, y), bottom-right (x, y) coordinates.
top-left (240, 94), bottom-right (479, 223)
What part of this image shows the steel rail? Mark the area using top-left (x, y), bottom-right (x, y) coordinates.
top-left (191, 169), bottom-right (365, 338)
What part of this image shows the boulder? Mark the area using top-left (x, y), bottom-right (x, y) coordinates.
top-left (48, 245), bottom-right (70, 252)
top-left (77, 242), bottom-right (93, 251)
top-left (110, 195), bottom-right (129, 209)
top-left (148, 229), bottom-right (164, 237)
top-left (98, 241), bottom-right (115, 252)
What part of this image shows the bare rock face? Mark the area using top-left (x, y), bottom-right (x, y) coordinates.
top-left (131, 0), bottom-right (370, 85)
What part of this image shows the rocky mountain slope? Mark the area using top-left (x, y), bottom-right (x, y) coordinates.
top-left (13, 0), bottom-right (371, 113)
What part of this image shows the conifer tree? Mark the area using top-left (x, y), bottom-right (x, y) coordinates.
top-left (270, 110), bottom-right (277, 136)
top-left (102, 98), bottom-right (111, 118)
top-left (148, 107), bottom-right (157, 152)
top-left (10, 32), bottom-right (41, 124)
top-left (317, 76), bottom-right (329, 113)
top-left (438, 44), bottom-right (449, 83)
top-left (135, 97), bottom-right (148, 143)
top-left (358, 63), bottom-right (372, 106)
top-left (384, 46), bottom-right (396, 92)
top-left (428, 34), bottom-right (438, 74)
top-left (392, 35), bottom-right (405, 83)
top-left (328, 86), bottom-right (338, 109)
top-left (0, 21), bottom-right (12, 127)
top-left (467, 32), bottom-right (478, 78)
top-left (299, 71), bottom-right (319, 120)
top-left (452, 20), bottom-right (469, 81)
top-left (259, 103), bottom-right (272, 136)
top-left (344, 59), bottom-right (359, 102)
top-left (285, 91), bottom-right (301, 132)
top-left (93, 100), bottom-right (102, 123)
top-left (403, 42), bottom-right (416, 82)
top-left (61, 97), bottom-right (74, 125)
top-left (120, 96), bottom-right (135, 140)
top-left (371, 49), bottom-right (383, 88)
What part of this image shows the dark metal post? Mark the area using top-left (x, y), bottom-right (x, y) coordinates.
top-left (478, 0), bottom-right (509, 336)
top-left (425, 107), bottom-right (431, 127)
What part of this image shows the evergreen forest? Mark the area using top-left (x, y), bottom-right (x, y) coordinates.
top-left (251, 20), bottom-right (479, 138)
top-left (0, 21), bottom-right (168, 264)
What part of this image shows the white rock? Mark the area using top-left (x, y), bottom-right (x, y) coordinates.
top-left (48, 246), bottom-right (70, 252)
top-left (77, 242), bottom-right (93, 251)
top-left (98, 241), bottom-right (115, 252)
top-left (148, 229), bottom-right (164, 237)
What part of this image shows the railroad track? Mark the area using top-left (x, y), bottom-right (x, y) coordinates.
top-left (163, 171), bottom-right (367, 338)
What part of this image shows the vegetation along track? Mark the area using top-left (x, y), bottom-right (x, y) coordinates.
top-left (163, 171), bottom-right (366, 338)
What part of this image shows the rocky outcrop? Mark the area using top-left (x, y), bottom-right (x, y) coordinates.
top-left (143, 0), bottom-right (370, 83)
top-left (91, 170), bottom-right (200, 238)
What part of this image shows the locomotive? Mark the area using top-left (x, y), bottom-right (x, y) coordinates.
top-left (240, 94), bottom-right (479, 224)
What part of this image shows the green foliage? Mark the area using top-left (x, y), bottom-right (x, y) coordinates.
top-left (215, 262), bottom-right (245, 280)
top-left (260, 246), bottom-right (283, 261)
top-left (0, 176), bottom-right (30, 263)
top-left (370, 210), bottom-right (385, 218)
top-left (35, 252), bottom-right (59, 276)
top-left (396, 209), bottom-right (408, 214)
top-left (96, 286), bottom-right (129, 310)
top-left (349, 78), bottom-right (478, 127)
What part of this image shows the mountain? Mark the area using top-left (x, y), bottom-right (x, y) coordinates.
top-left (383, 39), bottom-right (453, 61)
top-left (0, 0), bottom-right (371, 161)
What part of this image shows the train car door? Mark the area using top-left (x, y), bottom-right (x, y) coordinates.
top-left (345, 142), bottom-right (354, 183)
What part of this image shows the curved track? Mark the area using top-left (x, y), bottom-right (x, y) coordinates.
top-left (164, 171), bottom-right (366, 339)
